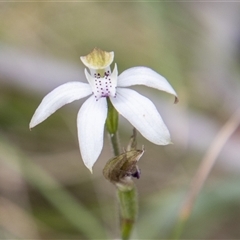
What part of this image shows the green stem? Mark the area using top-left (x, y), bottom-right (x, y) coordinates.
top-left (117, 186), bottom-right (137, 240)
top-left (106, 97), bottom-right (120, 156)
top-left (109, 132), bottom-right (120, 156)
top-left (106, 98), bottom-right (138, 240)
top-left (108, 132), bottom-right (137, 240)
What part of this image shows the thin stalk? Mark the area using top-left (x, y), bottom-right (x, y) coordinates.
top-left (109, 131), bottom-right (137, 240)
top-left (117, 186), bottom-right (137, 240)
top-left (110, 131), bottom-right (120, 156)
top-left (106, 97), bottom-right (120, 156)
top-left (171, 109), bottom-right (240, 239)
top-left (106, 99), bottom-right (138, 240)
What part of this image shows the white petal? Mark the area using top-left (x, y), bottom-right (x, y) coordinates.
top-left (77, 95), bottom-right (108, 172)
top-left (111, 63), bottom-right (118, 90)
top-left (30, 82), bottom-right (92, 128)
top-left (118, 67), bottom-right (178, 103)
top-left (110, 88), bottom-right (171, 145)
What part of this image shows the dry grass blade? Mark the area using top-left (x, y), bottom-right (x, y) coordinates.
top-left (173, 109), bottom-right (240, 239)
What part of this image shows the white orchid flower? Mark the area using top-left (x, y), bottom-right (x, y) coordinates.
top-left (30, 48), bottom-right (178, 172)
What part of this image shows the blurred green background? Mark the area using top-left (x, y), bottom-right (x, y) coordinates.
top-left (0, 2), bottom-right (240, 239)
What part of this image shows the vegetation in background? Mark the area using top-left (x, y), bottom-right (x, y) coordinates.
top-left (0, 2), bottom-right (240, 239)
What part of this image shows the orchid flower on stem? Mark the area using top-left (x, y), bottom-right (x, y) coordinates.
top-left (30, 48), bottom-right (178, 172)
top-left (30, 48), bottom-right (178, 240)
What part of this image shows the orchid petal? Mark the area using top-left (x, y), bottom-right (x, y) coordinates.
top-left (110, 88), bottom-right (171, 145)
top-left (77, 95), bottom-right (107, 172)
top-left (30, 82), bottom-right (92, 128)
top-left (111, 63), bottom-right (118, 90)
top-left (118, 67), bottom-right (178, 103)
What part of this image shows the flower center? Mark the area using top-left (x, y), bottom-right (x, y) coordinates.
top-left (93, 70), bottom-right (115, 100)
top-left (84, 63), bottom-right (118, 101)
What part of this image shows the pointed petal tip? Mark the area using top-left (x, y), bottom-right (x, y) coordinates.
top-left (160, 139), bottom-right (173, 146)
top-left (29, 119), bottom-right (37, 130)
top-left (83, 161), bottom-right (93, 173)
top-left (156, 135), bottom-right (172, 146)
top-left (29, 122), bottom-right (34, 131)
top-left (174, 96), bottom-right (179, 104)
top-left (87, 166), bottom-right (93, 174)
